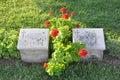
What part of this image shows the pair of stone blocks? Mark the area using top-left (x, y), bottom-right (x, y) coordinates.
top-left (17, 28), bottom-right (105, 62)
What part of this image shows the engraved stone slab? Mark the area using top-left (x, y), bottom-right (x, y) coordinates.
top-left (73, 28), bottom-right (105, 60)
top-left (17, 29), bottom-right (49, 62)
top-left (17, 29), bottom-right (49, 50)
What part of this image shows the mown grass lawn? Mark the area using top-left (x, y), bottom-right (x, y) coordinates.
top-left (0, 61), bottom-right (120, 80)
top-left (0, 0), bottom-right (120, 79)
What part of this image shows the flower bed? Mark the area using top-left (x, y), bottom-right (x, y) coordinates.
top-left (43, 7), bottom-right (88, 76)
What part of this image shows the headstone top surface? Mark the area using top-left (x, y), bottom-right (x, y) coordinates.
top-left (73, 28), bottom-right (105, 50)
top-left (17, 29), bottom-right (49, 50)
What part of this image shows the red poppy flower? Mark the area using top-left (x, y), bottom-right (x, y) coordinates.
top-left (60, 7), bottom-right (67, 13)
top-left (49, 10), bottom-right (53, 15)
top-left (44, 20), bottom-right (50, 27)
top-left (43, 63), bottom-right (48, 69)
top-left (51, 29), bottom-right (59, 37)
top-left (76, 24), bottom-right (80, 28)
top-left (78, 48), bottom-right (88, 58)
top-left (71, 11), bottom-right (75, 16)
top-left (61, 14), bottom-right (70, 19)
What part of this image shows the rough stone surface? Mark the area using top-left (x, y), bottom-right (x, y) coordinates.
top-left (17, 29), bottom-right (49, 62)
top-left (17, 29), bottom-right (49, 50)
top-left (20, 50), bottom-right (48, 62)
top-left (73, 28), bottom-right (105, 60)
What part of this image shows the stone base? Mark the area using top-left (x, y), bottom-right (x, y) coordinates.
top-left (83, 50), bottom-right (103, 61)
top-left (20, 50), bottom-right (48, 63)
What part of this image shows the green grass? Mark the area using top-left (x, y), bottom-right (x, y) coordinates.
top-left (0, 0), bottom-right (120, 32)
top-left (0, 62), bottom-right (120, 80)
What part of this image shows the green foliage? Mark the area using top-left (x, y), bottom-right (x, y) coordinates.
top-left (105, 32), bottom-right (120, 58)
top-left (0, 28), bottom-right (20, 58)
top-left (47, 42), bottom-right (85, 76)
top-left (106, 39), bottom-right (120, 58)
top-left (44, 8), bottom-right (87, 76)
top-left (0, 0), bottom-right (48, 29)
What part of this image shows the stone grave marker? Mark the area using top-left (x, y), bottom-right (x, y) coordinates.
top-left (17, 29), bottom-right (49, 62)
top-left (73, 28), bottom-right (105, 60)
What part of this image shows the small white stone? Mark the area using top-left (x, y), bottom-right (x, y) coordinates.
top-left (17, 29), bottom-right (49, 62)
top-left (73, 28), bottom-right (106, 60)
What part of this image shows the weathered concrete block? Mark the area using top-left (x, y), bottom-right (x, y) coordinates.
top-left (73, 28), bottom-right (105, 60)
top-left (17, 29), bottom-right (49, 62)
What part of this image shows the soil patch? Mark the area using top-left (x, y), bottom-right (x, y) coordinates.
top-left (103, 54), bottom-right (120, 68)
